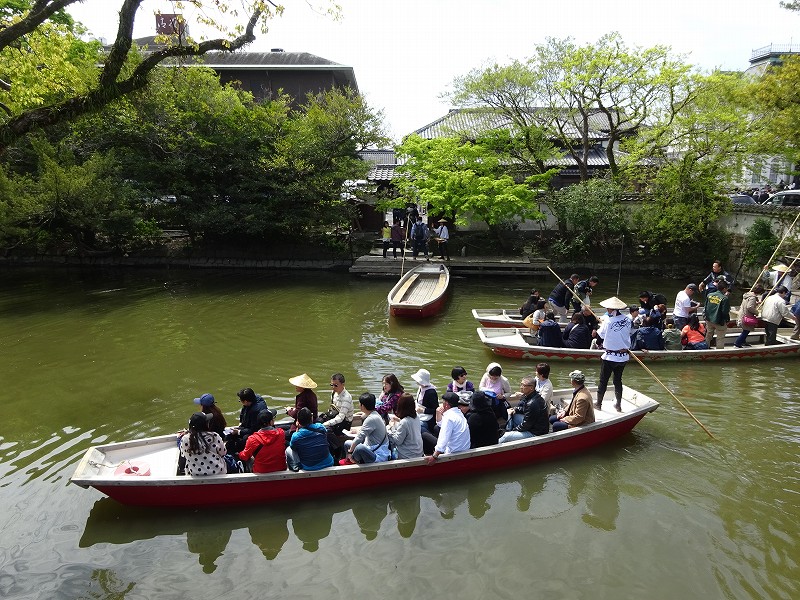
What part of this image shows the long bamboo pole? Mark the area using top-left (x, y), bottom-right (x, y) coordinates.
top-left (545, 266), bottom-right (715, 439)
top-left (747, 210), bottom-right (800, 297)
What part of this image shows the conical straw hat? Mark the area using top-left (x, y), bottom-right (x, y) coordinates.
top-left (772, 263), bottom-right (790, 272)
top-left (289, 373), bottom-right (317, 389)
top-left (599, 296), bottom-right (628, 310)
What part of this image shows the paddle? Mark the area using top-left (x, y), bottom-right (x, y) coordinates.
top-left (545, 266), bottom-right (715, 440)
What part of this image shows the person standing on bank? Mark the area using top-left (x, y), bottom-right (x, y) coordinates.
top-left (434, 218), bottom-right (450, 261)
top-left (704, 279), bottom-right (731, 350)
top-left (595, 296), bottom-right (632, 412)
top-left (410, 215), bottom-right (430, 261)
top-left (390, 219), bottom-right (404, 259)
top-left (381, 221), bottom-right (391, 259)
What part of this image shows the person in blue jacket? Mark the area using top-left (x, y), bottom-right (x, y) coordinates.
top-left (286, 408), bottom-right (334, 472)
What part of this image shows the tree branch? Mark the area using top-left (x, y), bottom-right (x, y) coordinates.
top-left (0, 6), bottom-right (264, 149)
top-left (0, 0), bottom-right (80, 52)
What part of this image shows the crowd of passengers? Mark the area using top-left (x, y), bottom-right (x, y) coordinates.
top-left (524, 261), bottom-right (799, 352)
top-left (178, 364), bottom-right (597, 477)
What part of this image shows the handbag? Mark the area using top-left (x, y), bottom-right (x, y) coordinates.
top-left (742, 313), bottom-right (760, 328)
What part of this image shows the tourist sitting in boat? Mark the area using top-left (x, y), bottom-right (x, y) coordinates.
top-left (193, 393), bottom-right (227, 436)
top-left (537, 311), bottom-right (563, 348)
top-left (734, 283), bottom-right (764, 348)
top-left (580, 304), bottom-right (599, 334)
top-left (533, 362), bottom-right (557, 415)
top-left (446, 366), bottom-right (474, 396)
top-left (321, 373), bottom-right (354, 460)
top-left (285, 373), bottom-right (318, 442)
top-left (499, 376), bottom-right (549, 443)
top-left (287, 374), bottom-right (318, 421)
top-left (425, 392), bottom-right (471, 464)
top-left (520, 289), bottom-right (541, 318)
top-left (466, 391), bottom-right (500, 448)
top-left (286, 407), bottom-right (334, 472)
top-left (342, 393), bottom-right (391, 465)
top-left (227, 388), bottom-right (268, 452)
top-left (376, 373), bottom-right (404, 423)
top-left (478, 362), bottom-right (512, 424)
top-left (321, 373), bottom-right (354, 434)
top-left (387, 393), bottom-right (424, 459)
top-left (681, 314), bottom-right (708, 350)
top-left (562, 312), bottom-right (592, 349)
top-left (632, 308), bottom-right (647, 329)
top-left (632, 316), bottom-right (665, 350)
top-left (550, 371), bottom-right (595, 432)
top-left (237, 409), bottom-right (286, 473)
top-left (180, 412), bottom-right (227, 476)
top-left (411, 368), bottom-right (439, 434)
top-left (662, 318), bottom-right (683, 350)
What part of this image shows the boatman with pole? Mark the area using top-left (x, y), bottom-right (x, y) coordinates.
top-left (594, 296), bottom-right (632, 412)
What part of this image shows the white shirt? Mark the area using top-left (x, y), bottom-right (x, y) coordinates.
top-left (598, 312), bottom-right (632, 362)
top-left (323, 388), bottom-right (354, 428)
top-left (673, 290), bottom-right (693, 318)
top-left (761, 294), bottom-right (794, 325)
top-left (434, 407), bottom-right (471, 455)
top-left (435, 225), bottom-right (449, 240)
top-left (536, 377), bottom-right (556, 410)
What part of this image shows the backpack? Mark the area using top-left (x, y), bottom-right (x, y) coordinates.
top-left (413, 223), bottom-right (427, 241)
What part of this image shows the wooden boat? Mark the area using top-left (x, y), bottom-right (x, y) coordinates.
top-left (477, 327), bottom-right (800, 361)
top-left (70, 386), bottom-right (658, 508)
top-left (388, 263), bottom-right (450, 318)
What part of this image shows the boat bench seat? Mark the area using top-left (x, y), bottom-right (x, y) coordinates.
top-left (391, 273), bottom-right (419, 303)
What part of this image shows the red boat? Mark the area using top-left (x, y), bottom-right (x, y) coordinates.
top-left (70, 386), bottom-right (659, 508)
top-left (388, 263), bottom-right (450, 318)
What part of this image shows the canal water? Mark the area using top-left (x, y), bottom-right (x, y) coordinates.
top-left (0, 267), bottom-right (797, 600)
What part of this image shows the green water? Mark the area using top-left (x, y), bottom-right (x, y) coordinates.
top-left (0, 267), bottom-right (797, 599)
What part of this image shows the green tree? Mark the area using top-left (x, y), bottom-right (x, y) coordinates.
top-left (752, 54), bottom-right (800, 165)
top-left (0, 0), bottom-right (277, 148)
top-left (450, 33), bottom-right (693, 181)
top-left (0, 137), bottom-right (141, 253)
top-left (545, 177), bottom-right (628, 259)
top-left (395, 134), bottom-right (552, 246)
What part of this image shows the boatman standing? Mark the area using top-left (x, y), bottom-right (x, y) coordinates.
top-left (594, 296), bottom-right (632, 412)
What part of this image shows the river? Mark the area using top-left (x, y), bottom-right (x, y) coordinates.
top-left (0, 267), bottom-right (797, 600)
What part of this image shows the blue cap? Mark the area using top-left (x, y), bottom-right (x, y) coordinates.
top-left (193, 393), bottom-right (215, 407)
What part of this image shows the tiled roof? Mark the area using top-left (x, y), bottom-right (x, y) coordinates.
top-left (359, 149), bottom-right (397, 165)
top-left (547, 147), bottom-right (612, 167)
top-left (412, 108), bottom-right (628, 142)
top-left (367, 165), bottom-right (399, 181)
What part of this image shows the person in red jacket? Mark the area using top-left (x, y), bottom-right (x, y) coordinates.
top-left (237, 409), bottom-right (287, 473)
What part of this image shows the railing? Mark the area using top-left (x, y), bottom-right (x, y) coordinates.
top-left (751, 43), bottom-right (800, 62)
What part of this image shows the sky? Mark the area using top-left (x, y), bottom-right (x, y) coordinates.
top-left (66, 0), bottom-right (800, 143)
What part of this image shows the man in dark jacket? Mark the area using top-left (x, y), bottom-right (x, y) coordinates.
top-left (704, 279), bottom-right (731, 349)
top-left (499, 377), bottom-right (549, 443)
top-left (548, 274), bottom-right (579, 320)
top-left (227, 387), bottom-right (268, 452)
top-left (465, 391), bottom-right (500, 448)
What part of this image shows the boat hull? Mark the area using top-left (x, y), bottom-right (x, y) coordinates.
top-left (388, 263), bottom-right (450, 318)
top-left (477, 327), bottom-right (800, 361)
top-left (72, 387), bottom-right (657, 508)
